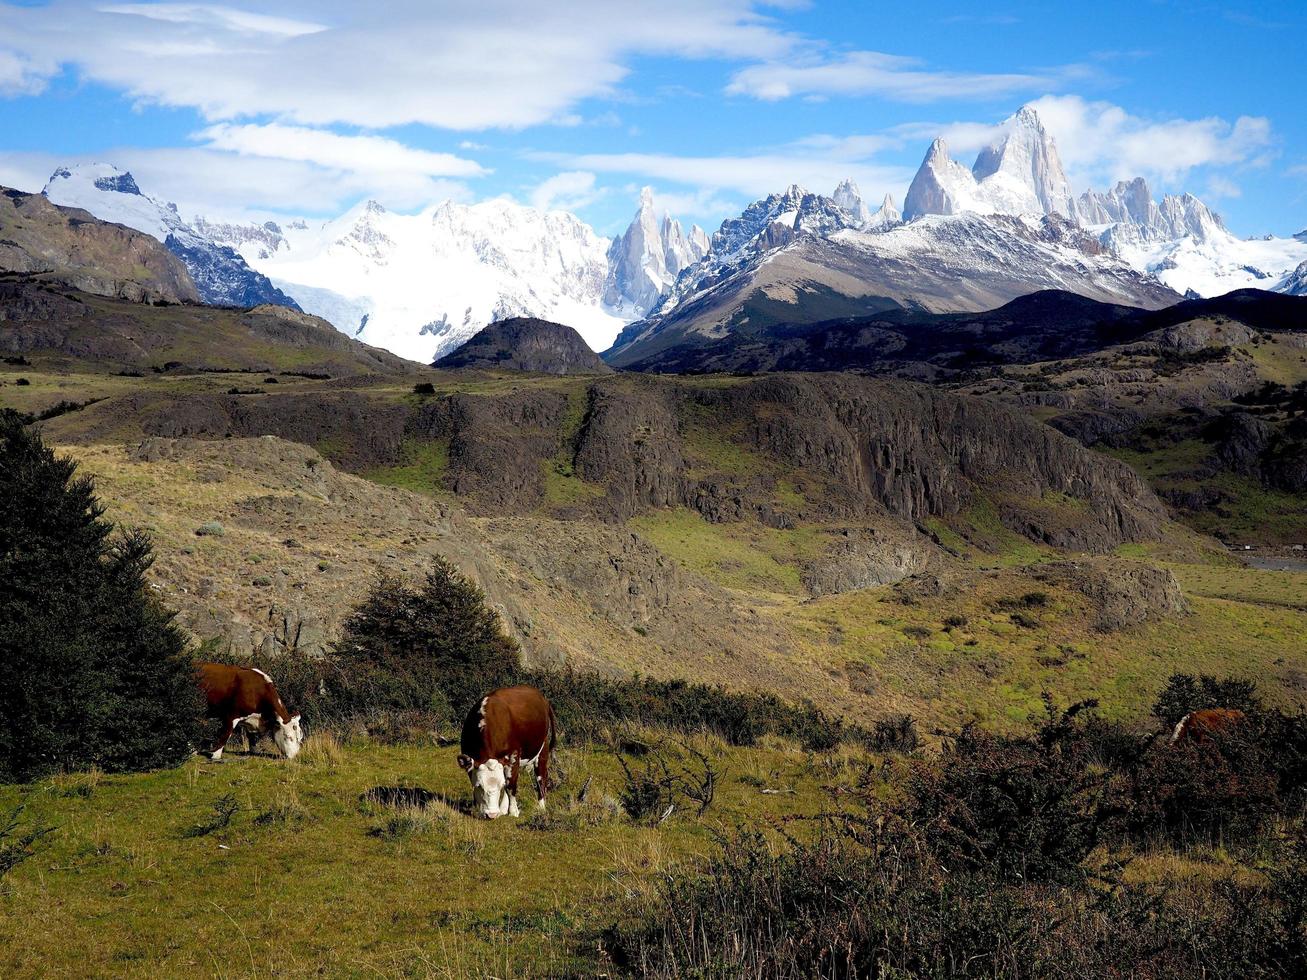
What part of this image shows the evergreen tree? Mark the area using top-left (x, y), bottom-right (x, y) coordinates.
top-left (0, 410), bottom-right (204, 781)
top-left (334, 558), bottom-right (521, 722)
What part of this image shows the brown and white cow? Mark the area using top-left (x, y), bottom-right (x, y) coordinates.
top-left (1170, 708), bottom-right (1247, 745)
top-left (457, 685), bottom-right (556, 819)
top-left (197, 662), bottom-right (303, 761)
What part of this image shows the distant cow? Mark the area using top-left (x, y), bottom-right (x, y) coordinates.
top-left (457, 685), bottom-right (556, 819)
top-left (1170, 708), bottom-right (1247, 746)
top-left (197, 662), bottom-right (303, 761)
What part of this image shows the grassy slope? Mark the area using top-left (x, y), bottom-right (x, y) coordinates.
top-left (0, 737), bottom-right (831, 977)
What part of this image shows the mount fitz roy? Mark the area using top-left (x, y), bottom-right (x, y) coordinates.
top-left (42, 103), bottom-right (1307, 362)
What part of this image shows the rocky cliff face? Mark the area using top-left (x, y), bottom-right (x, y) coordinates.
top-left (348, 374), bottom-right (1169, 553)
top-left (435, 316), bottom-right (613, 374)
top-left (0, 187), bottom-right (198, 304)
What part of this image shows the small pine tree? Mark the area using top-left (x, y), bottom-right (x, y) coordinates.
top-left (0, 410), bottom-right (204, 781)
top-left (333, 558), bottom-right (521, 723)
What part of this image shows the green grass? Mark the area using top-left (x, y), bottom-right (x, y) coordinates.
top-left (362, 437), bottom-right (451, 494)
top-left (681, 414), bottom-right (765, 479)
top-left (541, 459), bottom-right (605, 506)
top-left (787, 561), bottom-right (1307, 732)
top-left (628, 508), bottom-right (826, 595)
top-left (928, 498), bottom-right (1058, 568)
top-left (0, 736), bottom-right (835, 978)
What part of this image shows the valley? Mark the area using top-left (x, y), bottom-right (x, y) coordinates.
top-left (2, 90), bottom-right (1306, 977)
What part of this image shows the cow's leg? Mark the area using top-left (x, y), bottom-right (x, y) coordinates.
top-left (210, 719), bottom-right (235, 761)
top-left (534, 747), bottom-right (549, 811)
top-left (507, 752), bottom-right (522, 818)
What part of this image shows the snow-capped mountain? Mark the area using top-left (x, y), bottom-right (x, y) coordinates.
top-left (607, 200), bottom-right (1179, 367)
top-left (603, 188), bottom-right (709, 315)
top-left (901, 108), bottom-right (1307, 298)
top-left (1280, 262), bottom-right (1307, 296)
top-left (45, 107), bottom-right (1303, 364)
top-left (213, 196), bottom-right (625, 361)
top-left (42, 164), bottom-right (299, 310)
top-left (904, 107), bottom-right (1073, 220)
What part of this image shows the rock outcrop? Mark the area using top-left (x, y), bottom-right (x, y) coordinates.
top-left (435, 317), bottom-right (613, 374)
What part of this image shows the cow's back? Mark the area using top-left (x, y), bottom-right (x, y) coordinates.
top-left (462, 686), bottom-right (552, 762)
top-left (1171, 708), bottom-right (1247, 744)
top-left (198, 662), bottom-right (273, 718)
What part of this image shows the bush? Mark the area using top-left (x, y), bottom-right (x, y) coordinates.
top-left (0, 411), bottom-right (205, 781)
top-left (902, 701), bottom-right (1109, 884)
top-left (253, 560), bottom-right (912, 754)
top-left (1117, 728), bottom-right (1280, 843)
top-left (412, 382), bottom-right (436, 395)
top-left (608, 711), bottom-right (1307, 980)
top-left (330, 559), bottom-right (521, 726)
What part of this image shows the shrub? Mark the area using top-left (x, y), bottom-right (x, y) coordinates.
top-left (0, 411), bottom-right (205, 781)
top-left (331, 559), bottom-right (521, 726)
top-left (608, 717), bottom-right (1307, 980)
top-left (1116, 729), bottom-right (1279, 843)
top-left (902, 701), bottom-right (1109, 884)
top-left (412, 382), bottom-right (436, 395)
top-left (194, 521), bottom-right (225, 537)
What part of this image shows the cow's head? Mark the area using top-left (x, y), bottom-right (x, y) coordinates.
top-left (274, 714), bottom-right (303, 760)
top-left (460, 754), bottom-right (510, 819)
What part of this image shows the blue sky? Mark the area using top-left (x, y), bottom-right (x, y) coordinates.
top-left (1, 0), bottom-right (1304, 237)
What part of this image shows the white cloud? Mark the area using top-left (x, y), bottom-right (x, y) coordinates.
top-left (0, 0), bottom-right (797, 130)
top-left (196, 123), bottom-right (486, 178)
top-left (0, 47), bottom-right (56, 96)
top-left (535, 147), bottom-right (915, 211)
top-left (530, 171), bottom-right (604, 212)
top-left (98, 4), bottom-right (328, 38)
top-left (1027, 95), bottom-right (1275, 189)
top-left (726, 50), bottom-right (1073, 103)
top-left (0, 146), bottom-right (474, 220)
top-left (1204, 175), bottom-right (1242, 200)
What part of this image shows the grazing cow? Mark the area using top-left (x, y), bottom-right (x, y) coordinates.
top-left (1170, 708), bottom-right (1247, 746)
top-left (197, 662), bottom-right (303, 761)
top-left (457, 685), bottom-right (556, 819)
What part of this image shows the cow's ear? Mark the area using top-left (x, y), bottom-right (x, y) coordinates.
top-left (457, 754), bottom-right (474, 771)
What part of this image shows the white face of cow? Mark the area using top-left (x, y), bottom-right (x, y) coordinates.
top-left (470, 758), bottom-right (511, 819)
top-left (274, 714), bottom-right (303, 760)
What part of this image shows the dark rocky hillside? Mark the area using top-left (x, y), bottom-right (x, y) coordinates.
top-left (46, 371), bottom-right (1167, 556)
top-left (614, 288), bottom-right (1307, 376)
top-left (0, 187), bottom-right (197, 304)
top-left (435, 316), bottom-right (612, 374)
top-left (0, 281), bottom-right (412, 375)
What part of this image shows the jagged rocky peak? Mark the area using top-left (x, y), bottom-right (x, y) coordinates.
top-left (902, 138), bottom-right (978, 219)
top-left (904, 106), bottom-right (1072, 220)
top-left (833, 178), bottom-right (873, 226)
top-left (603, 186), bottom-right (709, 315)
top-left (832, 179), bottom-right (901, 230)
top-left (971, 104), bottom-right (1073, 217)
top-left (870, 192), bottom-right (902, 227)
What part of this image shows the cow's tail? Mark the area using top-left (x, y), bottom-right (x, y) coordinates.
top-left (548, 702), bottom-right (559, 752)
